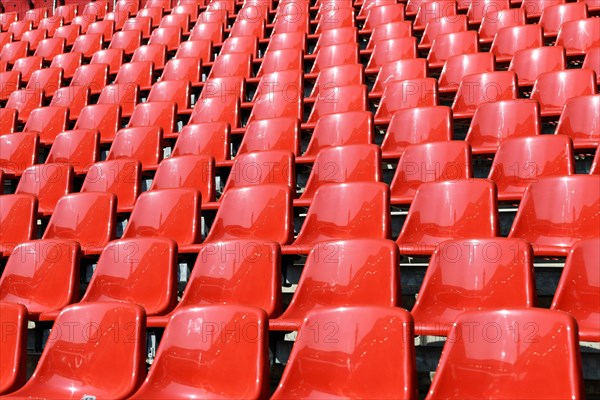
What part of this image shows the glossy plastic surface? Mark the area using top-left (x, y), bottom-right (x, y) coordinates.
top-left (428, 31), bottom-right (478, 68)
top-left (0, 132), bottom-right (38, 177)
top-left (42, 192), bottom-right (116, 255)
top-left (272, 240), bottom-right (398, 330)
top-left (427, 309), bottom-right (583, 399)
top-left (122, 188), bottom-right (201, 247)
top-left (551, 238), bottom-right (600, 342)
top-left (0, 302), bottom-right (27, 395)
top-left (15, 164), bottom-right (73, 215)
top-left (412, 238), bottom-right (535, 335)
top-left (439, 53), bottom-right (495, 92)
top-left (151, 155), bottom-right (215, 203)
top-left (391, 142), bottom-right (472, 204)
top-left (0, 194), bottom-right (37, 257)
top-left (555, 95), bottom-right (600, 149)
top-left (397, 180), bottom-right (499, 255)
top-left (0, 240), bottom-right (80, 317)
top-left (366, 37), bottom-right (417, 70)
top-left (172, 122), bottom-right (230, 161)
top-left (530, 69), bottom-right (597, 116)
top-left (107, 127), bottom-right (162, 170)
top-left (133, 306), bottom-right (269, 399)
top-left (272, 307), bottom-right (417, 400)
top-left (6, 303), bottom-right (146, 399)
top-left (238, 118), bottom-right (300, 156)
top-left (452, 71), bottom-right (518, 118)
top-left (375, 78), bottom-right (438, 121)
top-left (508, 175), bottom-right (600, 256)
top-left (556, 17), bottom-right (600, 55)
top-left (81, 159), bottom-right (141, 213)
top-left (46, 130), bottom-right (100, 175)
top-left (489, 135), bottom-right (574, 200)
top-left (491, 24), bottom-right (543, 62)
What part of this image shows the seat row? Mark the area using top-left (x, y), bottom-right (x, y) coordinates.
top-left (0, 301), bottom-right (590, 399)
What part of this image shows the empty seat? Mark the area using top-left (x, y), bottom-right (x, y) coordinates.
top-left (283, 182), bottom-right (390, 254)
top-left (107, 127), bottom-right (162, 170)
top-left (301, 111), bottom-right (373, 161)
top-left (20, 29), bottom-right (46, 51)
top-left (161, 57), bottom-right (201, 83)
top-left (521, 0), bottom-right (565, 18)
top-left (508, 175), bottom-right (600, 256)
top-left (26, 67), bottom-right (62, 97)
top-left (555, 95), bottom-right (600, 149)
top-left (15, 164), bottom-right (73, 216)
top-left (467, 0), bottom-right (510, 24)
top-left (122, 188), bottom-right (201, 247)
top-left (272, 306), bottom-right (417, 400)
top-left (0, 132), bottom-right (39, 177)
top-left (49, 52), bottom-right (81, 79)
top-left (382, 106), bottom-right (453, 158)
top-left (132, 43), bottom-right (167, 70)
top-left (46, 130), bottom-right (100, 175)
top-left (540, 2), bottom-right (588, 37)
top-left (374, 79), bottom-right (438, 122)
top-left (364, 4), bottom-right (406, 30)
top-left (306, 84), bottom-right (367, 125)
top-left (452, 71), bottom-right (518, 118)
top-left (247, 85), bottom-right (303, 125)
top-left (296, 145), bottom-right (380, 207)
top-left (583, 47), bottom-right (600, 84)
top-left (5, 303), bottom-right (146, 399)
top-left (0, 194), bottom-right (37, 258)
top-left (0, 70), bottom-right (19, 101)
top-left (189, 95), bottom-right (240, 128)
top-left (438, 52), bottom-right (495, 92)
top-left (48, 86), bottom-right (89, 121)
top-left (87, 20), bottom-right (115, 41)
top-left (412, 238), bottom-right (535, 336)
top-left (272, 239), bottom-right (398, 330)
top-left (236, 117), bottom-right (300, 157)
top-left (551, 238), bottom-right (600, 342)
top-left (90, 48), bottom-right (124, 75)
top-left (133, 305), bottom-right (269, 399)
top-left (530, 69), bottom-right (597, 116)
top-left (310, 43), bottom-right (359, 74)
top-left (42, 192), bottom-right (116, 255)
top-left (81, 159), bottom-right (141, 213)
top-left (310, 64), bottom-right (363, 99)
top-left (189, 21), bottom-right (223, 43)
top-left (428, 31), bottom-right (478, 68)
top-left (415, 0), bottom-right (457, 29)
top-left (419, 15), bottom-right (468, 48)
top-left (466, 100), bottom-right (540, 154)
top-left (147, 80), bottom-right (190, 111)
top-left (208, 53), bottom-right (252, 79)
top-left (109, 30), bottom-right (142, 55)
top-left (0, 41), bottom-right (28, 64)
top-left (203, 76), bottom-right (245, 102)
top-left (71, 33), bottom-right (103, 58)
top-left (367, 21), bottom-right (413, 50)
top-left (491, 24), bottom-right (543, 62)
top-left (489, 136), bottom-right (574, 201)
top-left (479, 8), bottom-right (526, 42)
top-left (148, 241), bottom-right (281, 326)
top-left (171, 122), bottom-right (230, 161)
top-left (115, 61), bottom-right (154, 90)
top-left (0, 302), bottom-right (27, 395)
top-left (427, 309), bottom-right (583, 399)
top-left (556, 17), bottom-right (600, 55)
top-left (366, 37), bottom-right (417, 71)
top-left (5, 88), bottom-right (43, 123)
top-left (509, 46), bottom-right (566, 86)
top-left (0, 108), bottom-right (17, 136)
top-left (397, 180), bottom-right (498, 255)
top-left (71, 63), bottom-right (109, 95)
top-left (182, 185), bottom-right (292, 251)
top-left (591, 146), bottom-right (600, 175)
top-left (150, 155), bottom-right (214, 203)
top-left (0, 240), bottom-right (80, 318)
top-left (97, 83), bottom-right (139, 118)
top-left (127, 101), bottom-right (177, 138)
top-left (391, 142), bottom-right (472, 204)
top-left (22, 106), bottom-right (68, 145)
top-left (74, 104), bottom-right (121, 144)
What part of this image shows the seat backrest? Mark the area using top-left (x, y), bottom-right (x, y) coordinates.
top-left (122, 188), bottom-right (201, 247)
top-left (238, 117), bottom-right (300, 156)
top-left (81, 159), bottom-right (142, 212)
top-left (0, 131), bottom-right (38, 176)
top-left (555, 94), bottom-right (600, 148)
top-left (81, 238), bottom-right (177, 316)
top-left (0, 302), bottom-right (27, 395)
top-left (452, 71), bottom-right (518, 118)
top-left (397, 179), bottom-right (498, 254)
top-left (530, 69), bottom-right (597, 115)
top-left (172, 122), bottom-right (230, 161)
top-left (272, 306), bottom-right (417, 400)
top-left (375, 79), bottom-right (438, 120)
top-left (131, 305), bottom-right (269, 400)
top-left (42, 192), bottom-right (116, 252)
top-left (221, 151), bottom-right (295, 193)
top-left (15, 163), bottom-right (73, 214)
top-left (412, 238), bottom-right (535, 336)
top-left (0, 240), bottom-right (80, 316)
top-left (508, 175), bottom-right (600, 255)
top-left (204, 184), bottom-right (293, 245)
top-left (551, 238), bottom-right (600, 342)
top-left (107, 127), bottom-right (162, 168)
top-left (46, 130), bottom-right (100, 175)
top-left (303, 111), bottom-right (373, 158)
top-left (427, 309), bottom-right (583, 399)
top-left (10, 302), bottom-right (146, 399)
top-left (150, 155), bottom-right (215, 203)
top-left (0, 194), bottom-right (37, 252)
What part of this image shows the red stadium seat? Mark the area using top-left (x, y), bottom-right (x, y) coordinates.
top-left (521, 0), bottom-right (565, 18)
top-left (71, 63), bottom-right (109, 95)
top-left (583, 47), bottom-right (600, 84)
top-left (236, 118), bottom-right (300, 156)
top-left (148, 26), bottom-right (181, 51)
top-left (414, 0), bottom-right (457, 30)
top-left (107, 127), bottom-right (162, 170)
top-left (540, 2), bottom-right (588, 37)
top-left (452, 71), bottom-right (518, 118)
top-left (256, 48), bottom-right (303, 77)
top-left (0, 108), bottom-right (17, 136)
top-left (74, 104), bottom-right (121, 144)
top-left (172, 122), bottom-right (230, 161)
top-left (412, 238), bottom-right (535, 336)
top-left (0, 194), bottom-right (37, 258)
top-left (397, 180), bottom-right (498, 255)
top-left (439, 52), bottom-right (495, 92)
top-left (23, 106), bottom-right (68, 145)
top-left (161, 57), bottom-right (201, 83)
top-left (556, 18), bottom-right (600, 55)
top-left (0, 240), bottom-right (79, 318)
top-left (81, 159), bottom-right (142, 213)
top-left (419, 15), bottom-right (468, 47)
top-left (46, 130), bottom-right (100, 175)
top-left (147, 80), bottom-right (190, 111)
top-left (272, 307), bottom-right (417, 400)
top-left (0, 302), bottom-right (27, 395)
top-left (150, 155), bottom-right (215, 203)
top-left (427, 309), bottom-right (583, 399)
top-left (307, 84), bottom-right (367, 124)
top-left (15, 164), bottom-right (73, 216)
top-left (134, 306), bottom-right (269, 399)
top-left (127, 101), bottom-right (177, 138)
top-left (591, 146), bottom-right (600, 175)
top-left (87, 20), bottom-right (115, 42)
top-left (296, 145), bottom-right (380, 207)
top-left (382, 106), bottom-right (453, 159)
top-left (189, 21), bottom-right (223, 42)
top-left (26, 67), bottom-right (62, 97)
top-left (489, 135), bottom-right (574, 201)
top-left (131, 44), bottom-right (167, 69)
top-left (283, 182), bottom-right (390, 254)
top-left (272, 239), bottom-right (398, 330)
top-left (71, 33), bottom-right (104, 58)
top-left (20, 29), bottom-right (46, 51)
top-left (371, 58), bottom-right (427, 96)
top-left (54, 24), bottom-right (80, 46)
top-left (189, 95), bottom-right (240, 128)
top-left (428, 30), bottom-right (479, 68)
top-left (390, 142), bottom-right (472, 204)
top-left (467, 0), bottom-right (510, 24)
top-left (0, 132), bottom-right (38, 177)
top-left (97, 83), bottom-right (139, 117)
top-left (207, 53), bottom-right (252, 79)
top-left (363, 4), bottom-right (405, 30)
top-left (555, 94), bottom-right (600, 149)
top-left (7, 21), bottom-right (32, 41)
top-left (530, 69), bottom-right (597, 116)
top-left (50, 86), bottom-right (90, 121)
top-left (310, 43), bottom-right (359, 74)
top-left (479, 8), bottom-right (526, 43)
top-left (122, 188), bottom-right (201, 246)
top-left (10, 56), bottom-right (42, 83)
top-left (109, 30), bottom-right (142, 55)
top-left (148, 241), bottom-right (281, 326)
top-left (509, 46), bottom-right (566, 86)
top-left (5, 88), bottom-right (43, 123)
top-left (41, 191), bottom-right (116, 251)
top-left (508, 175), bottom-right (600, 256)
top-left (551, 238), bottom-right (600, 342)
top-left (367, 21), bottom-right (412, 50)
top-left (7, 303), bottom-right (146, 399)
top-left (366, 37), bottom-right (417, 71)
top-left (491, 24), bottom-right (543, 62)
top-left (49, 52), bottom-right (81, 79)
top-left (374, 78), bottom-right (438, 122)
top-left (115, 60), bottom-right (154, 90)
